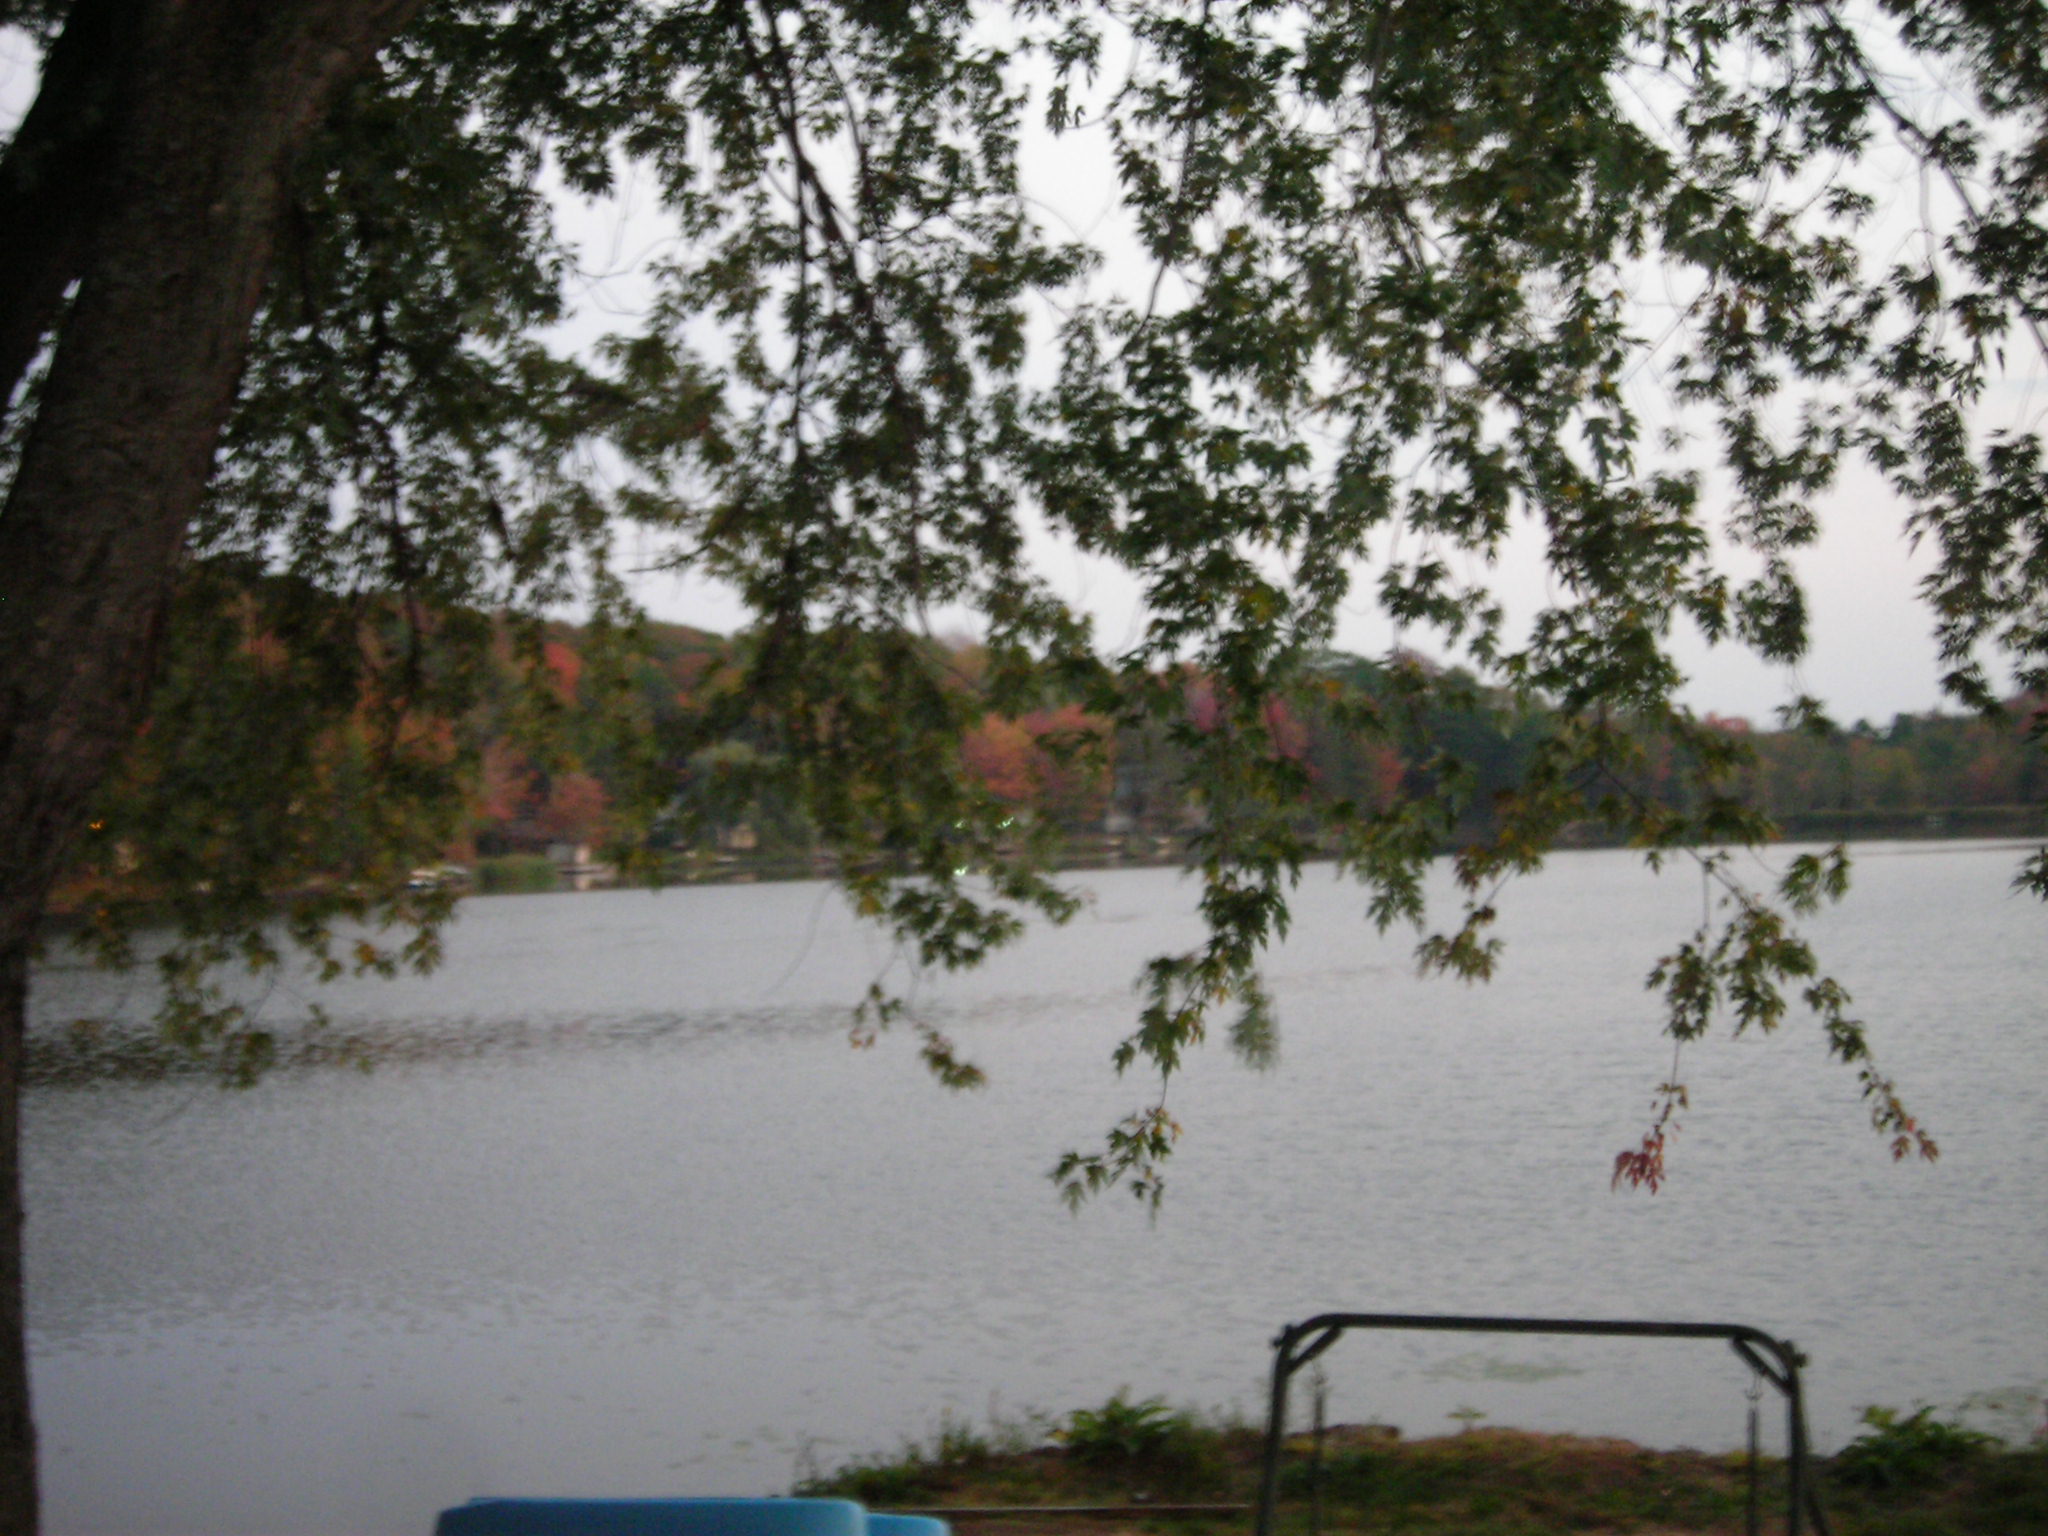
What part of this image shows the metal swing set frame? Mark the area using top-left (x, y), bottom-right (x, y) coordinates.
top-left (1253, 1312), bottom-right (1830, 1536)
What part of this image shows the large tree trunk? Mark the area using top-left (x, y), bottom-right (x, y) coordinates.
top-left (0, 949), bottom-right (28, 1536)
top-left (0, 2), bottom-right (425, 1529)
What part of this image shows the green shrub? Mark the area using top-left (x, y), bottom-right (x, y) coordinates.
top-left (1053, 1392), bottom-right (1228, 1494)
top-left (1832, 1405), bottom-right (1999, 1490)
top-left (1058, 1391), bottom-right (1184, 1464)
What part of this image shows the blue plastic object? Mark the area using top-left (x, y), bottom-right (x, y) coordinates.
top-left (866, 1515), bottom-right (949, 1536)
top-left (435, 1496), bottom-right (873, 1536)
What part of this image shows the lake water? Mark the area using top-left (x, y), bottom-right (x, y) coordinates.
top-left (24, 842), bottom-right (2048, 1535)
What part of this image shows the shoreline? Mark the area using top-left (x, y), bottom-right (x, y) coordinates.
top-left (799, 1409), bottom-right (2047, 1536)
top-left (504, 816), bottom-right (2046, 895)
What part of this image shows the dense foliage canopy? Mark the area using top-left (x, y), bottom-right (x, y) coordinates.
top-left (11, 0), bottom-right (2048, 1172)
top-left (0, 0), bottom-right (2044, 1523)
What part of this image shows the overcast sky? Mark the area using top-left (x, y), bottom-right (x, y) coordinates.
top-left (630, 501), bottom-right (1955, 728)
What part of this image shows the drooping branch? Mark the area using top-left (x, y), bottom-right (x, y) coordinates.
top-left (1806, 2), bottom-right (2048, 370)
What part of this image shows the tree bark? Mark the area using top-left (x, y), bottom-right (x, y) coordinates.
top-left (0, 2), bottom-right (427, 1529)
top-left (0, 945), bottom-right (28, 1536)
top-left (0, 0), bottom-right (148, 407)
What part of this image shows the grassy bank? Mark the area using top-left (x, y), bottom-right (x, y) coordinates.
top-left (796, 1397), bottom-right (2048, 1536)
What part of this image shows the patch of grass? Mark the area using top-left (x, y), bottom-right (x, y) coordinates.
top-left (1829, 1442), bottom-right (2048, 1536)
top-left (797, 1410), bottom-right (1060, 1506)
top-left (797, 1397), bottom-right (2048, 1536)
top-left (475, 854), bottom-right (559, 893)
top-left (1296, 1428), bottom-right (1746, 1532)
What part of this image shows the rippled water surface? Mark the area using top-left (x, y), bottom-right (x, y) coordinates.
top-left (26, 843), bottom-right (2048, 1535)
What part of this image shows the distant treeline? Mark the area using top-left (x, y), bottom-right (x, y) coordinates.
top-left (471, 620), bottom-right (2045, 869)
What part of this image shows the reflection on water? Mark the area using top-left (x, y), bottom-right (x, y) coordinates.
top-left (26, 844), bottom-right (2048, 1536)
